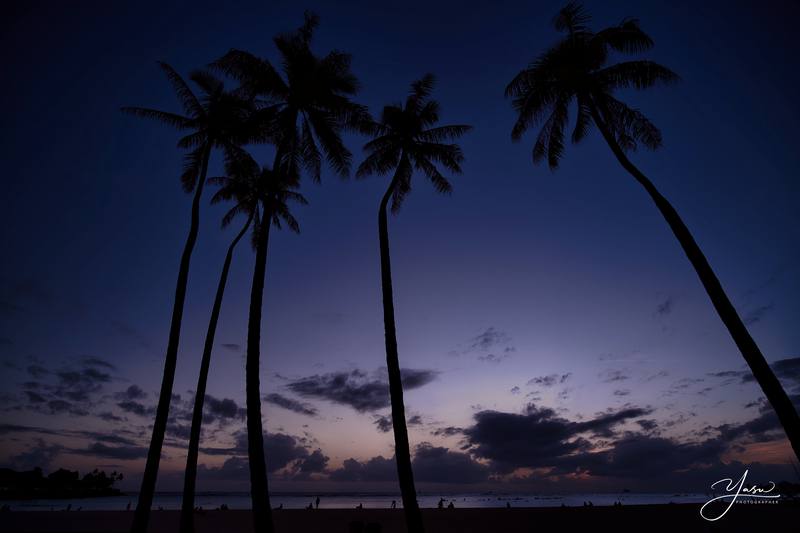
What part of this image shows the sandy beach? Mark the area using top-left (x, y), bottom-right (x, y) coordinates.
top-left (1, 504), bottom-right (798, 533)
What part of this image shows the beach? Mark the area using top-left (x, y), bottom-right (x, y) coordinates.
top-left (1, 504), bottom-right (798, 533)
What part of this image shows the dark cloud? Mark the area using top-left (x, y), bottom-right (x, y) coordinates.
top-left (431, 426), bottom-right (463, 437)
top-left (329, 455), bottom-right (397, 482)
top-left (286, 368), bottom-right (437, 412)
top-left (463, 403), bottom-right (650, 473)
top-left (600, 370), bottom-right (629, 383)
top-left (116, 384), bottom-right (146, 400)
top-left (467, 327), bottom-right (511, 352)
top-left (412, 443), bottom-right (489, 484)
top-left (655, 297), bottom-right (673, 316)
top-left (373, 415), bottom-right (392, 433)
top-left (117, 400), bottom-right (154, 417)
top-left (47, 399), bottom-right (87, 416)
top-left (613, 389), bottom-right (631, 397)
top-left (293, 449), bottom-right (329, 479)
top-left (527, 373), bottom-right (571, 388)
top-left (408, 414), bottom-right (423, 426)
top-left (205, 395), bottom-right (245, 421)
top-left (221, 343), bottom-right (241, 353)
top-left (264, 393), bottom-right (317, 417)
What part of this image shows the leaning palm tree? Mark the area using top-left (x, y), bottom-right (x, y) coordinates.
top-left (179, 148), bottom-right (262, 533)
top-left (211, 14), bottom-right (367, 531)
top-left (122, 65), bottom-right (251, 533)
top-left (357, 75), bottom-right (471, 533)
top-left (505, 2), bottom-right (800, 461)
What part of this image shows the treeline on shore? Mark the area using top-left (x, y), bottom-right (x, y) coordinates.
top-left (0, 467), bottom-right (123, 500)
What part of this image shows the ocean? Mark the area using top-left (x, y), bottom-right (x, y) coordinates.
top-left (2, 491), bottom-right (709, 511)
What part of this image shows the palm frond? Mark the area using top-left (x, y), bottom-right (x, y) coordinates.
top-left (553, 2), bottom-right (591, 35)
top-left (157, 62), bottom-right (203, 117)
top-left (594, 18), bottom-right (654, 53)
top-left (595, 60), bottom-right (680, 90)
top-left (120, 107), bottom-right (193, 130)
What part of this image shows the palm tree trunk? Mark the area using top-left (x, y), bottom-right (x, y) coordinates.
top-left (132, 143), bottom-right (211, 533)
top-left (180, 215), bottom-right (252, 533)
top-left (378, 160), bottom-right (425, 533)
top-left (588, 103), bottom-right (800, 462)
top-left (246, 214), bottom-right (274, 533)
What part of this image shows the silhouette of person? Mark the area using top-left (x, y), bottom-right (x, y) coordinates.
top-left (126, 502), bottom-right (131, 511)
top-left (307, 502), bottom-right (313, 510)
top-left (356, 503), bottom-right (363, 509)
top-left (447, 501), bottom-right (455, 509)
top-left (506, 502), bottom-right (511, 509)
top-left (438, 498), bottom-right (445, 509)
top-left (316, 496), bottom-right (320, 509)
top-left (391, 500), bottom-right (397, 509)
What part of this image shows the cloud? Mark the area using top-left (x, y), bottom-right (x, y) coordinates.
top-left (264, 393), bottom-right (317, 416)
top-left (293, 449), bottom-right (329, 480)
top-left (329, 455), bottom-right (397, 482)
top-left (117, 400), bottom-right (154, 417)
top-left (463, 403), bottom-right (650, 473)
top-left (431, 426), bottom-right (463, 438)
top-left (205, 395), bottom-right (245, 421)
top-left (655, 297), bottom-right (673, 316)
top-left (527, 373), bottom-right (571, 388)
top-left (600, 370), bottom-right (629, 383)
top-left (373, 415), bottom-right (392, 433)
top-left (286, 368), bottom-right (437, 412)
top-left (412, 443), bottom-right (489, 484)
top-left (116, 384), bottom-right (146, 400)
top-left (221, 343), bottom-right (241, 353)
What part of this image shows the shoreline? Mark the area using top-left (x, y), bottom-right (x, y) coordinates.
top-left (1, 504), bottom-right (798, 532)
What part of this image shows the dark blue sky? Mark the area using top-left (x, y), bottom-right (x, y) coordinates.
top-left (1, 0), bottom-right (799, 491)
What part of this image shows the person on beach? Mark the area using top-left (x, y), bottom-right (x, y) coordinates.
top-left (391, 500), bottom-right (397, 509)
top-left (438, 498), bottom-right (445, 509)
top-left (316, 496), bottom-right (320, 509)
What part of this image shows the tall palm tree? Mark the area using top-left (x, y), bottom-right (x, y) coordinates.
top-left (122, 65), bottom-right (251, 533)
top-left (505, 2), bottom-right (800, 462)
top-left (240, 153), bottom-right (306, 533)
top-left (211, 14), bottom-right (367, 530)
top-left (357, 75), bottom-right (471, 533)
top-left (179, 148), bottom-right (262, 533)
top-left (213, 12), bottom-right (370, 181)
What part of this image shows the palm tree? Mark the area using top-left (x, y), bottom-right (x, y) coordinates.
top-left (213, 12), bottom-right (370, 181)
top-left (357, 75), bottom-right (471, 533)
top-left (239, 152), bottom-right (306, 533)
top-left (211, 14), bottom-right (367, 530)
top-left (505, 2), bottom-right (800, 462)
top-left (179, 148), bottom-right (262, 533)
top-left (122, 65), bottom-right (251, 533)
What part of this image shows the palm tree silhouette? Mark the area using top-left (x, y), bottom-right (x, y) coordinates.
top-left (179, 147), bottom-right (261, 533)
top-left (241, 152), bottom-right (306, 533)
top-left (213, 12), bottom-right (370, 181)
top-left (212, 14), bottom-right (367, 532)
top-left (357, 75), bottom-right (471, 533)
top-left (121, 65), bottom-right (251, 533)
top-left (505, 2), bottom-right (800, 462)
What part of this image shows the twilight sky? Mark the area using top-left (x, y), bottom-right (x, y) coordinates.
top-left (1, 0), bottom-right (799, 493)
